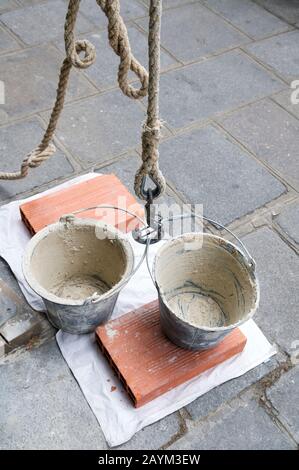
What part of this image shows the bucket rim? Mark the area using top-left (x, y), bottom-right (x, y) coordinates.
top-left (153, 232), bottom-right (260, 333)
top-left (22, 218), bottom-right (135, 306)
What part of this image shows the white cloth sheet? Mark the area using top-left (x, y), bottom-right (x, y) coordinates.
top-left (0, 174), bottom-right (276, 447)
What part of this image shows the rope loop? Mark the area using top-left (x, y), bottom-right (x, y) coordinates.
top-left (97, 0), bottom-right (148, 99)
top-left (64, 1), bottom-right (96, 69)
top-left (69, 39), bottom-right (96, 69)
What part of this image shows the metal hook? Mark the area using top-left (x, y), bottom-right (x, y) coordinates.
top-left (132, 187), bottom-right (163, 244)
top-left (140, 174), bottom-right (163, 200)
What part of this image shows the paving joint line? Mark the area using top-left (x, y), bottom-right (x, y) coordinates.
top-left (252, 0), bottom-right (298, 26)
top-left (36, 113), bottom-right (83, 171)
top-left (200, 1), bottom-right (295, 42)
top-left (213, 119), bottom-right (296, 193)
top-left (257, 358), bottom-right (299, 447)
top-left (269, 93), bottom-right (299, 123)
top-left (160, 411), bottom-right (188, 450)
top-left (197, 0), bottom-right (256, 41)
top-left (239, 45), bottom-right (291, 85)
top-left (0, 18), bottom-right (27, 47)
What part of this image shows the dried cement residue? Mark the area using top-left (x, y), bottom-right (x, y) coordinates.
top-left (52, 274), bottom-right (110, 301)
top-left (28, 222), bottom-right (130, 302)
top-left (168, 291), bottom-right (226, 328)
top-left (155, 233), bottom-right (258, 329)
top-left (105, 324), bottom-right (118, 339)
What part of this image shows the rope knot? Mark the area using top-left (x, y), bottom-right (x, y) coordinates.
top-left (27, 143), bottom-right (56, 168)
top-left (69, 39), bottom-right (96, 69)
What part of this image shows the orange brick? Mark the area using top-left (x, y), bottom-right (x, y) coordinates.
top-left (96, 300), bottom-right (247, 407)
top-left (20, 174), bottom-right (144, 234)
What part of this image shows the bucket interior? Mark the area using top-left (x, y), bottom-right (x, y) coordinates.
top-left (28, 223), bottom-right (130, 302)
top-left (155, 234), bottom-right (257, 329)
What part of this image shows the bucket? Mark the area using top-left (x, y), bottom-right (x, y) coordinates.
top-left (153, 232), bottom-right (259, 350)
top-left (23, 214), bottom-right (134, 334)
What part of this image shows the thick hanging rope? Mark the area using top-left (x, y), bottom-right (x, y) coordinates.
top-left (0, 0), bottom-right (148, 181)
top-left (134, 0), bottom-right (166, 200)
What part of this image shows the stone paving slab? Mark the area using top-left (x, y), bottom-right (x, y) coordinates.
top-left (185, 354), bottom-right (284, 420)
top-left (0, 311), bottom-right (42, 351)
top-left (169, 395), bottom-right (295, 449)
top-left (0, 257), bottom-right (29, 327)
top-left (17, 0), bottom-right (44, 5)
top-left (272, 90), bottom-right (299, 121)
top-left (43, 90), bottom-right (145, 167)
top-left (275, 201), bottom-right (299, 246)
top-left (242, 227), bottom-right (299, 355)
top-left (0, 0), bottom-right (17, 12)
top-left (255, 0), bottom-right (299, 25)
top-left (0, 0), bottom-right (94, 46)
top-left (158, 50), bottom-right (284, 129)
top-left (158, 125), bottom-right (285, 225)
top-left (0, 45), bottom-right (96, 123)
top-left (0, 25), bottom-right (20, 54)
top-left (218, 99), bottom-right (299, 189)
top-left (0, 256), bottom-right (52, 354)
top-left (246, 30), bottom-right (299, 82)
top-left (266, 366), bottom-right (299, 443)
top-left (202, 0), bottom-right (289, 39)
top-left (0, 332), bottom-right (183, 450)
top-left (142, 0), bottom-right (193, 8)
top-left (79, 0), bottom-right (147, 30)
top-left (118, 413), bottom-right (182, 450)
top-left (137, 2), bottom-right (248, 64)
top-left (0, 336), bottom-right (5, 359)
top-left (0, 338), bottom-right (108, 449)
top-left (0, 119), bottom-right (74, 201)
top-left (55, 26), bottom-right (178, 92)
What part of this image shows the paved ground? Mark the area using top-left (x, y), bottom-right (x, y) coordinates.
top-left (0, 0), bottom-right (299, 450)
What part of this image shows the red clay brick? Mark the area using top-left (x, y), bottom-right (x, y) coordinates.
top-left (20, 174), bottom-right (144, 234)
top-left (96, 300), bottom-right (247, 407)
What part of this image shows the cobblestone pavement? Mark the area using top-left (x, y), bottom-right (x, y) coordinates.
top-left (0, 0), bottom-right (298, 450)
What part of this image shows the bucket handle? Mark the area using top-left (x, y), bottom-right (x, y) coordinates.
top-left (145, 212), bottom-right (256, 287)
top-left (162, 213), bottom-right (256, 271)
top-left (59, 205), bottom-right (147, 304)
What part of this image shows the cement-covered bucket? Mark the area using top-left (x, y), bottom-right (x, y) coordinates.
top-left (153, 232), bottom-right (259, 350)
top-left (23, 214), bottom-right (134, 334)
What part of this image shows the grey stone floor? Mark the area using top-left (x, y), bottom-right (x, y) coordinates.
top-left (0, 0), bottom-right (298, 450)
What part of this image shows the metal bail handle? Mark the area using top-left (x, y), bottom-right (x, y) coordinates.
top-left (159, 213), bottom-right (256, 273)
top-left (145, 214), bottom-right (256, 293)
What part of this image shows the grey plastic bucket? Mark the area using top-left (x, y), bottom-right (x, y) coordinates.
top-left (23, 215), bottom-right (134, 334)
top-left (153, 232), bottom-right (259, 350)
